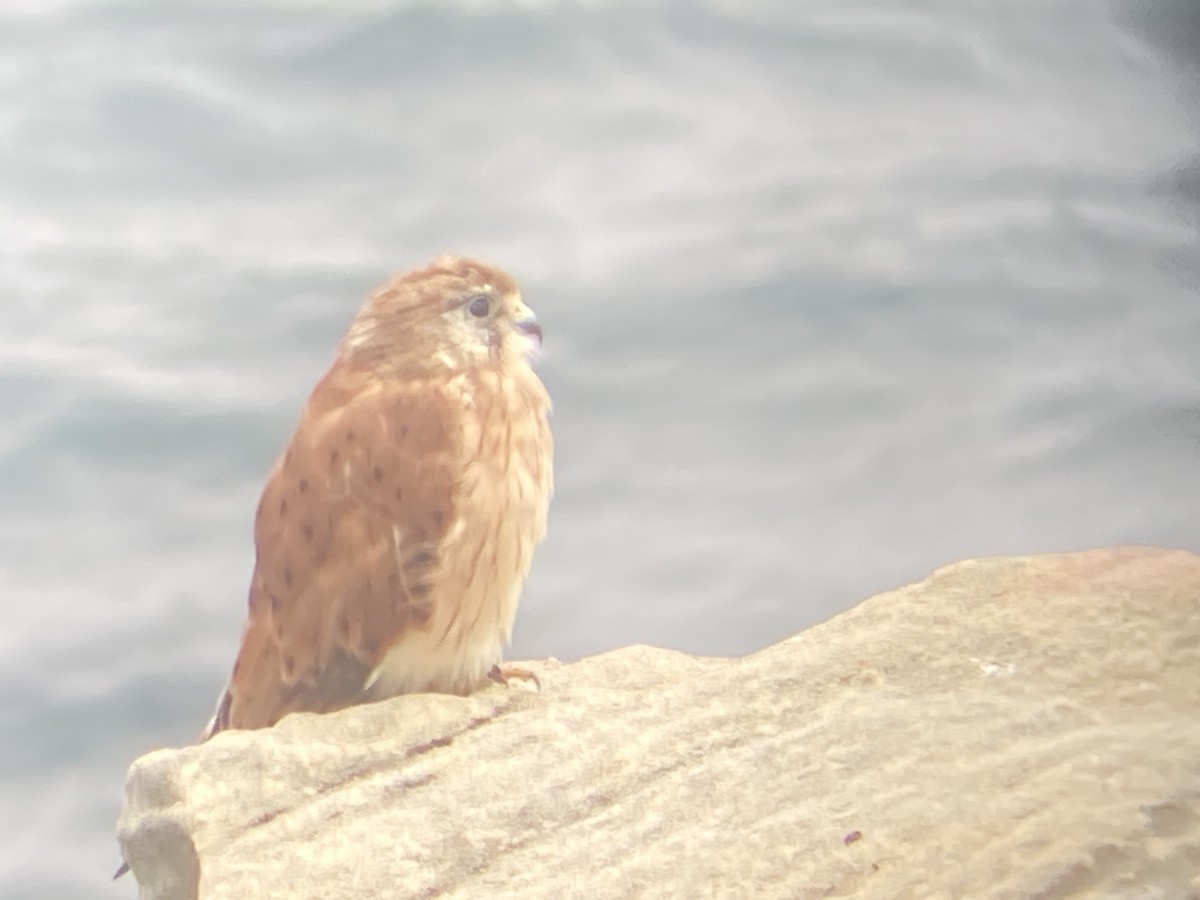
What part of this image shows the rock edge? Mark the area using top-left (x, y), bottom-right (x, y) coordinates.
top-left (117, 546), bottom-right (1200, 899)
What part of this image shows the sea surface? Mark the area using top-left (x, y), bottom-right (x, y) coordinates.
top-left (1, 1), bottom-right (1198, 896)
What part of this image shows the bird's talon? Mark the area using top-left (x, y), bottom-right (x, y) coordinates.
top-left (488, 663), bottom-right (541, 691)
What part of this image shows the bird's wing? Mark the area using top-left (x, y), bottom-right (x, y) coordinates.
top-left (210, 369), bottom-right (458, 734)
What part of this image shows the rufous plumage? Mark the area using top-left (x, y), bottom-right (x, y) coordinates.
top-left (204, 254), bottom-right (553, 736)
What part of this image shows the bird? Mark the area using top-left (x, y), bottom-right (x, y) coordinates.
top-left (202, 254), bottom-right (554, 737)
top-left (116, 255), bottom-right (552, 882)
top-left (204, 255), bottom-right (554, 739)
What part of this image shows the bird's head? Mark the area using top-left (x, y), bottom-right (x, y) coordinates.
top-left (339, 255), bottom-right (543, 377)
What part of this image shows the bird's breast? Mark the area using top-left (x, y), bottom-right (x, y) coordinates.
top-left (368, 364), bottom-right (552, 697)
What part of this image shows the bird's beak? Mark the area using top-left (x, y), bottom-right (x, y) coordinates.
top-left (513, 302), bottom-right (543, 349)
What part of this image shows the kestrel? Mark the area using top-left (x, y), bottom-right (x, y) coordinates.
top-left (204, 254), bottom-right (553, 737)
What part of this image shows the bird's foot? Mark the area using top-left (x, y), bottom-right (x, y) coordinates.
top-left (488, 663), bottom-right (541, 692)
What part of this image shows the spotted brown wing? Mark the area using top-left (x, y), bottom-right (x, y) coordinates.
top-left (210, 366), bottom-right (459, 734)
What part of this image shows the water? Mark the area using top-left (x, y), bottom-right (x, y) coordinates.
top-left (1, 1), bottom-right (1198, 896)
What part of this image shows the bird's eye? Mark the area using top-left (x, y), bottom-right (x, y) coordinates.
top-left (467, 295), bottom-right (491, 318)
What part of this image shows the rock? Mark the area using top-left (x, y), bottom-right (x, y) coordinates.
top-left (116, 546), bottom-right (1200, 899)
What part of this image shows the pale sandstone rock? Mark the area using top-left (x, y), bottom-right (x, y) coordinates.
top-left (117, 546), bottom-right (1200, 899)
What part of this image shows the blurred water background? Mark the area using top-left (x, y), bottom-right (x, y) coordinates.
top-left (1, 0), bottom-right (1198, 896)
